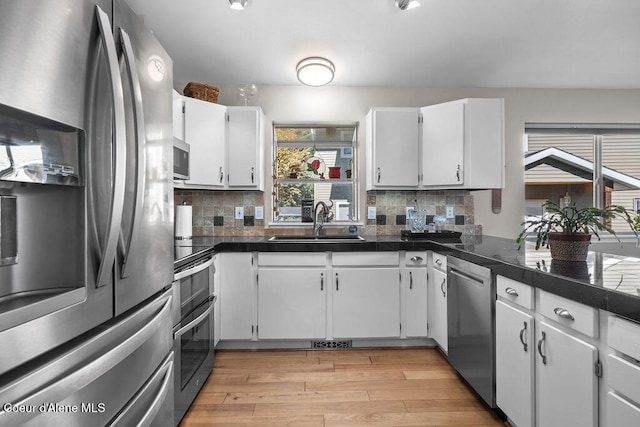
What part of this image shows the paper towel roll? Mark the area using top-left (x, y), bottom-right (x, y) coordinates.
top-left (175, 204), bottom-right (192, 240)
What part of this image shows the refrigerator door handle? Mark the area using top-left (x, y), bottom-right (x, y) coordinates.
top-left (117, 28), bottom-right (147, 279)
top-left (173, 256), bottom-right (214, 281)
top-left (0, 293), bottom-right (172, 426)
top-left (95, 6), bottom-right (127, 288)
top-left (110, 353), bottom-right (174, 427)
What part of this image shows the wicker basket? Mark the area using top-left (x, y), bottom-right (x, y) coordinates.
top-left (183, 82), bottom-right (219, 103)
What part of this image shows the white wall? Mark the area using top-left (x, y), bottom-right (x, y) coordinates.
top-left (209, 84), bottom-right (640, 239)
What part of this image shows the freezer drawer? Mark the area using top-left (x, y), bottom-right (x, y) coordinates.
top-left (0, 290), bottom-right (173, 427)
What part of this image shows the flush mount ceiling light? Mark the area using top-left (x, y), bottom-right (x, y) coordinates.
top-left (229, 0), bottom-right (247, 10)
top-left (296, 57), bottom-right (335, 87)
top-left (395, 0), bottom-right (420, 10)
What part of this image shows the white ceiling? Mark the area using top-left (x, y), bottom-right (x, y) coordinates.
top-left (128, 0), bottom-right (640, 89)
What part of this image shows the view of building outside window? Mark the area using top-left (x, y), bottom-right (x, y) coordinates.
top-left (273, 125), bottom-right (356, 222)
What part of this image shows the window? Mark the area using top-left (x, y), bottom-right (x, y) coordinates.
top-left (272, 124), bottom-right (357, 223)
top-left (524, 124), bottom-right (640, 232)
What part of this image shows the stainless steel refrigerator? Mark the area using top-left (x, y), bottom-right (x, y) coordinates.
top-left (0, 0), bottom-right (175, 425)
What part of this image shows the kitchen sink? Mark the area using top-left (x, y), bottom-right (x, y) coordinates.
top-left (268, 235), bottom-right (366, 243)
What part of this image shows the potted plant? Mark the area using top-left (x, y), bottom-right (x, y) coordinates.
top-left (516, 200), bottom-right (639, 261)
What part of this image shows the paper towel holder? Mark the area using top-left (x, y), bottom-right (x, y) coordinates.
top-left (175, 201), bottom-right (193, 241)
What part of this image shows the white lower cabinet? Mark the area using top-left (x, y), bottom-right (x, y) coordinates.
top-left (495, 275), bottom-right (599, 427)
top-left (496, 300), bottom-right (534, 427)
top-left (536, 320), bottom-right (598, 427)
top-left (404, 261), bottom-right (428, 337)
top-left (428, 253), bottom-right (448, 352)
top-left (332, 267), bottom-right (400, 339)
top-left (257, 267), bottom-right (326, 339)
top-left (219, 252), bottom-right (254, 340)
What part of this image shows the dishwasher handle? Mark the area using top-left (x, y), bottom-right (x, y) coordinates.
top-left (448, 267), bottom-right (487, 286)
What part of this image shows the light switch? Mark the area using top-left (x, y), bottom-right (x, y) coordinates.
top-left (367, 206), bottom-right (376, 220)
top-left (235, 206), bottom-right (244, 219)
top-left (255, 206), bottom-right (264, 220)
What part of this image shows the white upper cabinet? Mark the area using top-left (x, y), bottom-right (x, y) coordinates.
top-left (421, 98), bottom-right (504, 189)
top-left (366, 99), bottom-right (504, 190)
top-left (182, 96), bottom-right (226, 188)
top-left (366, 108), bottom-right (420, 190)
top-left (421, 101), bottom-right (465, 187)
top-left (173, 94), bottom-right (264, 190)
top-left (227, 106), bottom-right (264, 190)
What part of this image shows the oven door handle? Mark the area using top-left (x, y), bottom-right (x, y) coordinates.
top-left (174, 256), bottom-right (214, 281)
top-left (173, 297), bottom-right (215, 340)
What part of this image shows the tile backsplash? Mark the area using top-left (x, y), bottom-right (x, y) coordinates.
top-left (174, 189), bottom-right (481, 237)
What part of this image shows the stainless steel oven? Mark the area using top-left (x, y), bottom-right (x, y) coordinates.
top-left (172, 251), bottom-right (215, 425)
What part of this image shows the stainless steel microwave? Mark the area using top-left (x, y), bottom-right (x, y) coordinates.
top-left (173, 137), bottom-right (190, 180)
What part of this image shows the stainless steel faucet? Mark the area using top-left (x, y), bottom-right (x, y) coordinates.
top-left (313, 200), bottom-right (333, 236)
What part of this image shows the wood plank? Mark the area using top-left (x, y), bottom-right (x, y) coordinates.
top-left (402, 368), bottom-right (460, 380)
top-left (204, 381), bottom-right (305, 393)
top-left (324, 410), bottom-right (504, 426)
top-left (182, 403), bottom-right (255, 418)
top-left (305, 378), bottom-right (467, 392)
top-left (368, 387), bottom-right (478, 401)
top-left (404, 398), bottom-right (489, 412)
top-left (182, 415), bottom-right (325, 426)
top-left (223, 390), bottom-right (370, 404)
top-left (247, 369), bottom-right (406, 384)
top-left (213, 361), bottom-right (335, 374)
top-left (253, 400), bottom-right (407, 416)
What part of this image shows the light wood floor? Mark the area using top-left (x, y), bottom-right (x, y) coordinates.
top-left (179, 347), bottom-right (506, 427)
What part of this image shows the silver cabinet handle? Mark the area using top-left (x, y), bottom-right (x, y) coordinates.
top-left (435, 259), bottom-right (442, 267)
top-left (409, 271), bottom-right (413, 290)
top-left (251, 167), bottom-right (255, 183)
top-left (553, 307), bottom-right (575, 321)
top-left (456, 164), bottom-right (461, 182)
top-left (118, 28), bottom-right (147, 280)
top-left (336, 272), bottom-right (339, 291)
top-left (538, 331), bottom-right (547, 365)
top-left (519, 321), bottom-right (528, 352)
top-left (320, 272), bottom-right (324, 291)
top-left (440, 277), bottom-right (446, 298)
top-left (219, 167), bottom-right (224, 183)
top-left (505, 287), bottom-right (519, 297)
top-left (410, 256), bottom-right (423, 262)
top-left (95, 6), bottom-right (126, 288)
top-left (377, 167), bottom-right (381, 183)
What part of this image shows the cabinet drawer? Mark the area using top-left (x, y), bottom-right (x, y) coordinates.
top-left (405, 251), bottom-right (427, 266)
top-left (608, 354), bottom-right (640, 404)
top-left (539, 290), bottom-right (598, 338)
top-left (496, 275), bottom-right (533, 310)
top-left (259, 252), bottom-right (326, 267)
top-left (432, 252), bottom-right (447, 271)
top-left (609, 315), bottom-right (640, 361)
top-left (607, 392), bottom-right (640, 427)
top-left (332, 252), bottom-right (398, 267)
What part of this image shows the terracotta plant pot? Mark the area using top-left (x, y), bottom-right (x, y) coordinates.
top-left (548, 232), bottom-right (591, 262)
top-left (328, 166), bottom-right (341, 179)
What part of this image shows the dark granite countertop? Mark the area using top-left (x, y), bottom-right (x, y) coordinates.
top-left (175, 234), bottom-right (640, 323)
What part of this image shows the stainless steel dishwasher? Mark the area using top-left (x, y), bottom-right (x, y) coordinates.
top-left (447, 256), bottom-right (496, 408)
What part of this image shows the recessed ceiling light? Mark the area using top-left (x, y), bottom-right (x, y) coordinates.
top-left (296, 57), bottom-right (335, 87)
top-left (395, 0), bottom-right (420, 10)
top-left (229, 0), bottom-right (247, 10)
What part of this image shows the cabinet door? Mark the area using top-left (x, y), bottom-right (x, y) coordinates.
top-left (429, 268), bottom-right (448, 352)
top-left (333, 267), bottom-right (400, 338)
top-left (258, 268), bottom-right (326, 339)
top-left (172, 90), bottom-right (184, 140)
top-left (537, 321), bottom-right (598, 427)
top-left (184, 97), bottom-right (226, 187)
top-left (405, 267), bottom-right (428, 337)
top-left (227, 107), bottom-right (263, 189)
top-left (421, 102), bottom-right (464, 187)
top-left (496, 301), bottom-right (534, 427)
top-left (368, 108), bottom-right (419, 189)
top-left (220, 253), bottom-right (254, 340)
